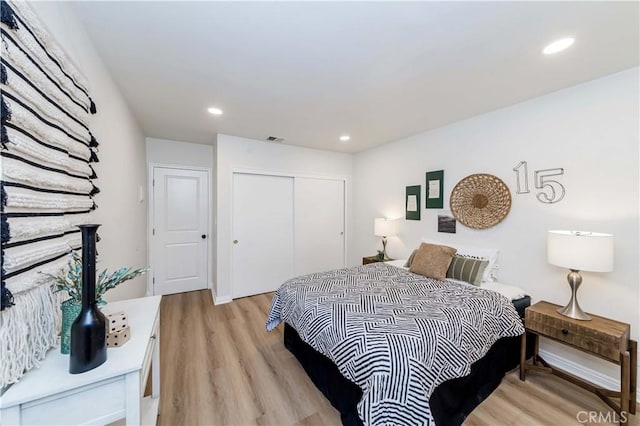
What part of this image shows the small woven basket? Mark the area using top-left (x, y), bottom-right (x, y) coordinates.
top-left (450, 173), bottom-right (511, 229)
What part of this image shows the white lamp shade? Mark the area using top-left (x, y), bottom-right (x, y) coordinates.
top-left (547, 230), bottom-right (613, 272)
top-left (374, 218), bottom-right (396, 237)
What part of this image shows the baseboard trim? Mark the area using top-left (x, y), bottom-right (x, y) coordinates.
top-left (538, 348), bottom-right (640, 403)
top-left (209, 284), bottom-right (232, 305)
top-left (214, 295), bottom-right (232, 305)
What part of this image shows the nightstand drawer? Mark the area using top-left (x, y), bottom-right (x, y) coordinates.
top-left (525, 302), bottom-right (630, 362)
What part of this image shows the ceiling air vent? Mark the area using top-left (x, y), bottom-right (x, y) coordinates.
top-left (265, 136), bottom-right (285, 143)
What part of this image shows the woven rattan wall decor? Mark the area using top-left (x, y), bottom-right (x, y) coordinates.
top-left (1, 0), bottom-right (99, 388)
top-left (449, 174), bottom-right (511, 229)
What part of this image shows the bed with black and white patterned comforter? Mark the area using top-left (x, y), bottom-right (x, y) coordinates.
top-left (266, 262), bottom-right (524, 425)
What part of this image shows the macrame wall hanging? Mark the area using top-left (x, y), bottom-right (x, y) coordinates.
top-left (1, 0), bottom-right (99, 388)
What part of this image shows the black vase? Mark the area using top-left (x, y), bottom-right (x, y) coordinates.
top-left (69, 224), bottom-right (107, 374)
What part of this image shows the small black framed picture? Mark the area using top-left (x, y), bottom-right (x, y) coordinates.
top-left (437, 210), bottom-right (456, 233)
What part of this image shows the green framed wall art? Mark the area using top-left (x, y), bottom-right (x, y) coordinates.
top-left (405, 185), bottom-right (421, 220)
top-left (425, 170), bottom-right (444, 209)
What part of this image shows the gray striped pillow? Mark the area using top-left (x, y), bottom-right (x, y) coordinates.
top-left (404, 250), bottom-right (417, 267)
top-left (446, 255), bottom-right (489, 286)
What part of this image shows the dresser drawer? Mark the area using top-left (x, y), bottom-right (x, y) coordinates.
top-left (525, 308), bottom-right (629, 362)
top-left (141, 310), bottom-right (160, 391)
top-left (21, 378), bottom-right (125, 425)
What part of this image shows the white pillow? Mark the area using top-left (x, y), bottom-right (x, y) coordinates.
top-left (421, 240), bottom-right (499, 283)
top-left (386, 259), bottom-right (409, 270)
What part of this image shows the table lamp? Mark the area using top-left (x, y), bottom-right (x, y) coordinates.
top-left (374, 218), bottom-right (396, 261)
top-left (547, 230), bottom-right (613, 321)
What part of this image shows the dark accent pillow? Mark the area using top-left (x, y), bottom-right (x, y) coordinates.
top-left (446, 255), bottom-right (489, 286)
top-left (409, 243), bottom-right (457, 281)
top-left (404, 250), bottom-right (417, 267)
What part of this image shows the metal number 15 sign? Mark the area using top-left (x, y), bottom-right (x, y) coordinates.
top-left (513, 161), bottom-right (565, 204)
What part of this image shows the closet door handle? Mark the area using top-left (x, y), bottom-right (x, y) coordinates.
top-left (233, 240), bottom-right (238, 244)
top-left (201, 234), bottom-right (207, 239)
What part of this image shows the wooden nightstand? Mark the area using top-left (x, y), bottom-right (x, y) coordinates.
top-left (362, 256), bottom-right (394, 265)
top-left (362, 255), bottom-right (381, 265)
top-left (520, 301), bottom-right (637, 424)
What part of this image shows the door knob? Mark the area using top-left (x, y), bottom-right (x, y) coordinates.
top-left (201, 234), bottom-right (207, 239)
top-left (340, 232), bottom-right (344, 235)
top-left (233, 240), bottom-right (238, 244)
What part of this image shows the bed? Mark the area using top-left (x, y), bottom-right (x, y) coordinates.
top-left (266, 256), bottom-right (530, 426)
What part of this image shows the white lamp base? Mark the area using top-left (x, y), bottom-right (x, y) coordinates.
top-left (557, 270), bottom-right (591, 321)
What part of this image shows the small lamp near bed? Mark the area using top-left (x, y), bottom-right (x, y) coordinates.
top-left (547, 230), bottom-right (613, 321)
top-left (374, 218), bottom-right (396, 261)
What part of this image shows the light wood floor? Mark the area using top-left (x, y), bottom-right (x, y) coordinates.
top-left (157, 290), bottom-right (638, 426)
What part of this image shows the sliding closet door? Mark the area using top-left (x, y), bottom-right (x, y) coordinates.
top-left (232, 173), bottom-right (294, 298)
top-left (294, 178), bottom-right (345, 275)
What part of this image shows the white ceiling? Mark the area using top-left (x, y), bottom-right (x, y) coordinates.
top-left (71, 1), bottom-right (639, 153)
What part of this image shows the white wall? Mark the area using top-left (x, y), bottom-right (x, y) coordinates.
top-left (146, 137), bottom-right (214, 169)
top-left (146, 137), bottom-right (215, 295)
top-left (353, 67), bottom-right (639, 389)
top-left (215, 134), bottom-right (353, 303)
top-left (29, 2), bottom-right (148, 301)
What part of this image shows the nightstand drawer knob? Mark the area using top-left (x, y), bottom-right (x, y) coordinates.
top-left (561, 329), bottom-right (569, 335)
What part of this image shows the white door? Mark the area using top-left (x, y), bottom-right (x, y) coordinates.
top-left (232, 173), bottom-right (294, 298)
top-left (294, 178), bottom-right (345, 275)
top-left (152, 167), bottom-right (209, 295)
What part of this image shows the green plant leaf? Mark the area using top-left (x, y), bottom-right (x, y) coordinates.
top-left (41, 251), bottom-right (148, 304)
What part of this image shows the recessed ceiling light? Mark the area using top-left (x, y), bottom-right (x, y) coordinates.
top-left (207, 107), bottom-right (223, 115)
top-left (339, 135), bottom-right (351, 142)
top-left (542, 37), bottom-right (575, 55)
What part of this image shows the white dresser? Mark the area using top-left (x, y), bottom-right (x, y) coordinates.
top-left (0, 295), bottom-right (162, 425)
